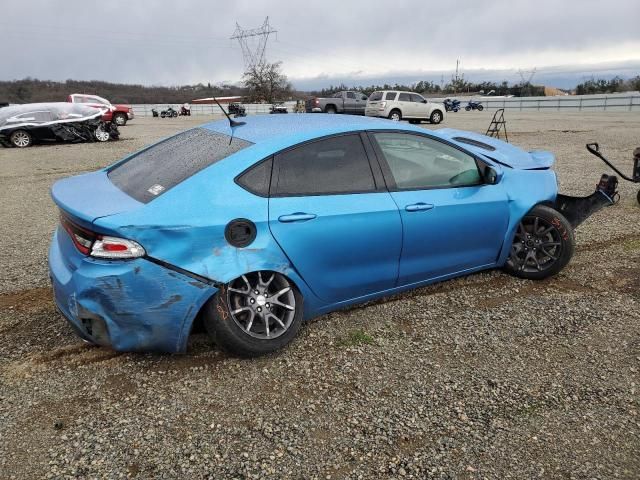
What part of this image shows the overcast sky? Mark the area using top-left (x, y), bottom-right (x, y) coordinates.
top-left (2, 0), bottom-right (639, 89)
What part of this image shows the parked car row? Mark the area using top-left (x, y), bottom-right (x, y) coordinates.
top-left (305, 90), bottom-right (447, 124)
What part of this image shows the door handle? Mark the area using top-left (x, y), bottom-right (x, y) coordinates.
top-left (278, 213), bottom-right (317, 223)
top-left (405, 203), bottom-right (434, 212)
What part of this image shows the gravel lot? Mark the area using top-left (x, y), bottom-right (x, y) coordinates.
top-left (0, 112), bottom-right (639, 479)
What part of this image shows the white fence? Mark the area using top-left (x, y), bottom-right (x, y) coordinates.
top-left (130, 101), bottom-right (298, 117)
top-left (432, 92), bottom-right (640, 112)
top-left (130, 93), bottom-right (640, 117)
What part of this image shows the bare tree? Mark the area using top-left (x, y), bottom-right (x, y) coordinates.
top-left (242, 61), bottom-right (292, 103)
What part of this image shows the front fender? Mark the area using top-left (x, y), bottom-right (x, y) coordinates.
top-left (496, 168), bottom-right (558, 266)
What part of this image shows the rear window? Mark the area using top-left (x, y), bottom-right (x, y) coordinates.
top-left (368, 92), bottom-right (383, 101)
top-left (108, 128), bottom-right (252, 203)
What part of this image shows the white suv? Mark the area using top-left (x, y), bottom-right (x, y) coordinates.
top-left (365, 91), bottom-right (445, 124)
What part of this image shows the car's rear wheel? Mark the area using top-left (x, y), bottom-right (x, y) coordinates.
top-left (388, 109), bottom-right (402, 121)
top-left (113, 113), bottom-right (127, 126)
top-left (10, 129), bottom-right (32, 148)
top-left (325, 105), bottom-right (336, 114)
top-left (204, 271), bottom-right (303, 357)
top-left (505, 205), bottom-right (574, 280)
top-left (430, 110), bottom-right (443, 124)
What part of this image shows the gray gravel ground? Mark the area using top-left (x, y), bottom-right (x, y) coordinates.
top-left (0, 112), bottom-right (639, 479)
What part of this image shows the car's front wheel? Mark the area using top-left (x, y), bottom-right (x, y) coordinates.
top-left (94, 125), bottom-right (110, 142)
top-left (10, 129), bottom-right (32, 148)
top-left (505, 205), bottom-right (574, 280)
top-left (430, 110), bottom-right (443, 124)
top-left (204, 271), bottom-right (303, 357)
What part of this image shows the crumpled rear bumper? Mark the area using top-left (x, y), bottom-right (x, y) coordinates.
top-left (49, 227), bottom-right (216, 353)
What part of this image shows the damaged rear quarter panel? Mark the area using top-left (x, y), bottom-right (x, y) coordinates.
top-left (94, 147), bottom-right (322, 316)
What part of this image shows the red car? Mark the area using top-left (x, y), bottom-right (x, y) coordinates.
top-left (67, 94), bottom-right (134, 126)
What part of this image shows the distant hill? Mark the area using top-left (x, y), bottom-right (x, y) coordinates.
top-left (0, 78), bottom-right (246, 104)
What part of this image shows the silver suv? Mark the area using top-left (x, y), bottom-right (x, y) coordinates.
top-left (365, 91), bottom-right (445, 124)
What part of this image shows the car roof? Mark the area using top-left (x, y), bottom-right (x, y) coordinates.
top-left (201, 113), bottom-right (426, 146)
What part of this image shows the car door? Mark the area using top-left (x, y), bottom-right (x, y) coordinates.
top-left (344, 91), bottom-right (357, 114)
top-left (355, 93), bottom-right (368, 114)
top-left (268, 133), bottom-right (402, 303)
top-left (369, 131), bottom-right (509, 286)
top-left (396, 92), bottom-right (412, 118)
top-left (409, 93), bottom-right (428, 119)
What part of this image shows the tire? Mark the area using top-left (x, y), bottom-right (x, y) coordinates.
top-left (325, 105), bottom-right (336, 114)
top-left (204, 271), bottom-right (304, 357)
top-left (160, 112), bottom-right (166, 118)
top-left (504, 205), bottom-right (575, 280)
top-left (388, 109), bottom-right (402, 121)
top-left (9, 129), bottom-right (32, 148)
top-left (478, 105), bottom-right (484, 111)
top-left (113, 113), bottom-right (127, 126)
top-left (172, 111), bottom-right (178, 117)
top-left (465, 106), bottom-right (471, 111)
top-left (94, 125), bottom-right (110, 142)
top-left (430, 110), bottom-right (443, 124)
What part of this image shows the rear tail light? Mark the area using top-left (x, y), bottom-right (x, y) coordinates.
top-left (314, 98), bottom-right (319, 106)
top-left (91, 237), bottom-right (145, 259)
top-left (60, 214), bottom-right (145, 259)
top-left (380, 101), bottom-right (386, 108)
top-left (60, 215), bottom-right (95, 255)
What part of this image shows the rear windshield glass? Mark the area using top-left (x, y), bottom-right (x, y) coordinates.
top-left (369, 92), bottom-right (383, 101)
top-left (108, 128), bottom-right (252, 203)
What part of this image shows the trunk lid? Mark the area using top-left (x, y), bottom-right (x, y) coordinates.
top-left (437, 128), bottom-right (555, 169)
top-left (51, 170), bottom-right (143, 226)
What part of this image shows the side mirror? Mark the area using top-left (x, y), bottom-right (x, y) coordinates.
top-left (484, 166), bottom-right (500, 185)
top-left (422, 99), bottom-right (427, 103)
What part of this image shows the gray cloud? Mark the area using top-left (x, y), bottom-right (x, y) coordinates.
top-left (1, 0), bottom-right (639, 89)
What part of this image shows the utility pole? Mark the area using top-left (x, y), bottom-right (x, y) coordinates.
top-left (230, 17), bottom-right (278, 70)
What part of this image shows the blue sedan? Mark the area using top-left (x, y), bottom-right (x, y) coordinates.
top-left (48, 114), bottom-right (615, 356)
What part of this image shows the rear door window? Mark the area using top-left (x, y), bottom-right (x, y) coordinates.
top-left (108, 128), bottom-right (253, 203)
top-left (346, 92), bottom-right (356, 99)
top-left (273, 134), bottom-right (376, 196)
top-left (385, 92), bottom-right (397, 101)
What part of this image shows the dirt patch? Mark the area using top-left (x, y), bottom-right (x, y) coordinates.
top-left (0, 286), bottom-right (54, 314)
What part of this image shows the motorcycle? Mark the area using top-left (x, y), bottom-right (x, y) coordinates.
top-left (180, 104), bottom-right (191, 116)
top-left (443, 98), bottom-right (461, 112)
top-left (151, 108), bottom-right (159, 118)
top-left (228, 103), bottom-right (246, 117)
top-left (160, 106), bottom-right (178, 118)
top-left (465, 100), bottom-right (484, 111)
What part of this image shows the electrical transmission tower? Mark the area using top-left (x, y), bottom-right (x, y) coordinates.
top-left (230, 17), bottom-right (277, 69)
top-left (517, 67), bottom-right (537, 96)
top-left (517, 67), bottom-right (537, 85)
